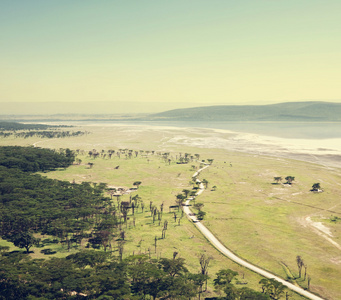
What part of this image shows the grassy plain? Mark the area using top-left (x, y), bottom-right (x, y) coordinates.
top-left (1, 124), bottom-right (341, 299)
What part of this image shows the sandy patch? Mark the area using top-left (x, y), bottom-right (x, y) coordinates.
top-left (306, 217), bottom-right (333, 237)
top-left (301, 216), bottom-right (341, 251)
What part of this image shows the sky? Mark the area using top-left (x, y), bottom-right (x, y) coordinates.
top-left (1, 0), bottom-right (341, 113)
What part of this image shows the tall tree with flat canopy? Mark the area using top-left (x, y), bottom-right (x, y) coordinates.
top-left (12, 231), bottom-right (40, 253)
top-left (175, 193), bottom-right (186, 211)
top-left (285, 176), bottom-right (295, 184)
top-left (311, 183), bottom-right (321, 191)
top-left (133, 181), bottom-right (142, 189)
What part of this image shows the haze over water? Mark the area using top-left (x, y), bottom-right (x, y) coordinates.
top-left (151, 121), bottom-right (341, 169)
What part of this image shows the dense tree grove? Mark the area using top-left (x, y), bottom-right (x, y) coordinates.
top-left (0, 249), bottom-right (278, 300)
top-left (0, 146), bottom-right (75, 172)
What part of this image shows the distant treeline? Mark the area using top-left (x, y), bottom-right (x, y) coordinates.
top-left (0, 121), bottom-right (69, 131)
top-left (0, 130), bottom-right (85, 139)
top-left (0, 121), bottom-right (85, 139)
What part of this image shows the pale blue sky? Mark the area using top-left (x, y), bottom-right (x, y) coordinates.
top-left (1, 0), bottom-right (340, 107)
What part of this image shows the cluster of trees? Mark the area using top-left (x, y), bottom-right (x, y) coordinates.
top-left (87, 148), bottom-right (156, 160)
top-left (273, 175), bottom-right (323, 192)
top-left (213, 269), bottom-right (284, 299)
top-left (0, 146), bottom-right (163, 257)
top-left (296, 256), bottom-right (311, 290)
top-left (0, 146), bottom-right (75, 172)
top-left (0, 147), bottom-right (107, 252)
top-left (273, 176), bottom-right (295, 185)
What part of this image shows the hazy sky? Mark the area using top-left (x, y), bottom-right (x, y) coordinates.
top-left (1, 0), bottom-right (341, 108)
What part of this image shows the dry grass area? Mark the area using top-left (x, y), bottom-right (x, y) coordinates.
top-left (1, 124), bottom-right (341, 299)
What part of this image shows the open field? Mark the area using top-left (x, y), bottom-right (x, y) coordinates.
top-left (1, 124), bottom-right (341, 299)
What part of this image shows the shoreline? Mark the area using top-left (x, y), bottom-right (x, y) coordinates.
top-left (29, 121), bottom-right (341, 170)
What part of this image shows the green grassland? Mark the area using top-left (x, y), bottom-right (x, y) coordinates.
top-left (1, 124), bottom-right (340, 299)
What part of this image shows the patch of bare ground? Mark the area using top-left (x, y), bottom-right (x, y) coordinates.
top-left (298, 216), bottom-right (341, 252)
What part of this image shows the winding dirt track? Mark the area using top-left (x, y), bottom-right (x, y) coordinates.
top-left (184, 165), bottom-right (324, 300)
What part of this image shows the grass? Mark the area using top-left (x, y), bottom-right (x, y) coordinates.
top-left (1, 124), bottom-right (340, 299)
top-left (197, 152), bottom-right (341, 299)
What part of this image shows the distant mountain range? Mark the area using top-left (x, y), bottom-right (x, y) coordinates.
top-left (143, 101), bottom-right (341, 122)
top-left (1, 101), bottom-right (341, 122)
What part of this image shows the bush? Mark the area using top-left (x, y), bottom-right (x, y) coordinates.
top-left (197, 211), bottom-right (206, 220)
top-left (40, 248), bottom-right (57, 255)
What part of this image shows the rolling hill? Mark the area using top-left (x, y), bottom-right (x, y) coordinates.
top-left (143, 101), bottom-right (341, 122)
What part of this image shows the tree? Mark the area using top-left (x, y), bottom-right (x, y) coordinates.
top-left (311, 183), bottom-right (321, 192)
top-left (307, 276), bottom-right (311, 290)
top-left (182, 189), bottom-right (190, 198)
top-left (175, 193), bottom-right (186, 211)
top-left (197, 211), bottom-right (206, 220)
top-left (133, 181), bottom-right (142, 189)
top-left (194, 202), bottom-right (204, 212)
top-left (202, 179), bottom-right (209, 188)
top-left (296, 255), bottom-right (304, 278)
top-left (12, 231), bottom-right (40, 253)
top-left (273, 177), bottom-right (282, 184)
top-left (259, 278), bottom-right (285, 300)
top-left (239, 287), bottom-right (270, 299)
top-left (214, 269), bottom-right (238, 287)
top-left (214, 269), bottom-right (238, 297)
top-left (285, 176), bottom-right (295, 184)
top-left (66, 250), bottom-right (109, 268)
top-left (159, 255), bottom-right (188, 278)
top-left (199, 254), bottom-right (212, 292)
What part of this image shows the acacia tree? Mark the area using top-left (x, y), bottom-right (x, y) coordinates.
top-left (197, 211), bottom-right (206, 220)
top-left (311, 183), bottom-right (321, 191)
top-left (12, 231), bottom-right (40, 253)
top-left (133, 181), bottom-right (142, 189)
top-left (285, 176), bottom-right (295, 184)
top-left (273, 177), bottom-right (282, 184)
top-left (214, 269), bottom-right (238, 296)
top-left (259, 278), bottom-right (285, 300)
top-left (182, 189), bottom-right (191, 198)
top-left (175, 193), bottom-right (186, 211)
top-left (194, 202), bottom-right (204, 212)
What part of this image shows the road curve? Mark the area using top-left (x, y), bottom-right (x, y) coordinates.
top-left (184, 165), bottom-right (325, 300)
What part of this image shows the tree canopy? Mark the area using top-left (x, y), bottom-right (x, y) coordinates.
top-left (0, 146), bottom-right (75, 172)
